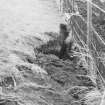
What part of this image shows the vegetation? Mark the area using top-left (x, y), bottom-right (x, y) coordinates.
top-left (0, 0), bottom-right (105, 105)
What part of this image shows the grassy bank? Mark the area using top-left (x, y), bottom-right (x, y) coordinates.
top-left (0, 0), bottom-right (105, 105)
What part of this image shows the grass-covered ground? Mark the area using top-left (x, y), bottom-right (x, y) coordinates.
top-left (0, 31), bottom-right (102, 105)
top-left (0, 0), bottom-right (105, 105)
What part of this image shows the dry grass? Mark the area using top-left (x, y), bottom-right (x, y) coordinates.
top-left (0, 0), bottom-right (105, 105)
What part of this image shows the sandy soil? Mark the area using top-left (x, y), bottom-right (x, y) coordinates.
top-left (0, 0), bottom-right (64, 35)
